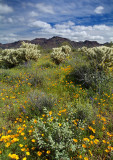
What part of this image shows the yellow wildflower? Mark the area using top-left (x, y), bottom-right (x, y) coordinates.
top-left (31, 139), bottom-right (35, 142)
top-left (11, 138), bottom-right (19, 143)
top-left (90, 141), bottom-right (93, 145)
top-left (21, 132), bottom-right (25, 136)
top-left (102, 140), bottom-right (106, 143)
top-left (8, 153), bottom-right (19, 159)
top-left (46, 150), bottom-right (50, 154)
top-left (105, 149), bottom-right (109, 153)
top-left (5, 142), bottom-right (11, 147)
top-left (49, 111), bottom-right (52, 116)
top-left (89, 150), bottom-right (93, 156)
top-left (94, 139), bottom-right (99, 144)
top-left (73, 139), bottom-right (78, 143)
top-left (82, 144), bottom-right (87, 148)
top-left (21, 148), bottom-right (26, 151)
top-left (37, 151), bottom-right (42, 156)
top-left (26, 152), bottom-right (30, 155)
top-left (19, 144), bottom-right (23, 147)
top-left (7, 130), bottom-right (12, 134)
top-left (90, 135), bottom-right (94, 139)
top-left (83, 138), bottom-right (89, 142)
top-left (24, 137), bottom-right (27, 140)
top-left (34, 119), bottom-right (37, 123)
top-left (79, 155), bottom-right (82, 159)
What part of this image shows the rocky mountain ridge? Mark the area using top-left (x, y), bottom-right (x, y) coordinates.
top-left (0, 36), bottom-right (103, 49)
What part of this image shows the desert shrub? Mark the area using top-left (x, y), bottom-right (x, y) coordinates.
top-left (0, 42), bottom-right (41, 68)
top-left (79, 46), bottom-right (113, 70)
top-left (78, 46), bottom-right (87, 52)
top-left (72, 100), bottom-right (95, 122)
top-left (27, 91), bottom-right (55, 116)
top-left (32, 108), bottom-right (87, 160)
top-left (26, 70), bottom-right (44, 87)
top-left (40, 61), bottom-right (56, 69)
top-left (51, 45), bottom-right (71, 64)
top-left (66, 64), bottom-right (94, 88)
top-left (66, 62), bottom-right (112, 94)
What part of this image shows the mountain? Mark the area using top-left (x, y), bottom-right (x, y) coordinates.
top-left (0, 36), bottom-right (102, 49)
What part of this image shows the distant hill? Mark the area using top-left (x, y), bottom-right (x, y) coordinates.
top-left (0, 36), bottom-right (102, 49)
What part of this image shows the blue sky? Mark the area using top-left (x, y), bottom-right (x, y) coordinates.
top-left (0, 0), bottom-right (113, 44)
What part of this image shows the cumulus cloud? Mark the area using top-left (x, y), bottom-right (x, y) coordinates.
top-left (94, 6), bottom-right (104, 14)
top-left (0, 3), bottom-right (13, 14)
top-left (35, 3), bottom-right (54, 14)
top-left (29, 11), bottom-right (38, 17)
top-left (29, 20), bottom-right (51, 29)
top-left (8, 17), bottom-right (13, 23)
top-left (0, 34), bottom-right (18, 43)
top-left (55, 21), bottom-right (75, 29)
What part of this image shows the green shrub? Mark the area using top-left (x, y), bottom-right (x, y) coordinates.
top-left (73, 100), bottom-right (95, 122)
top-left (51, 45), bottom-right (71, 64)
top-left (27, 91), bottom-right (55, 116)
top-left (40, 61), bottom-right (56, 69)
top-left (66, 63), bottom-right (112, 94)
top-left (32, 108), bottom-right (87, 160)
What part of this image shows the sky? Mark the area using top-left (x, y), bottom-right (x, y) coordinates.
top-left (0, 0), bottom-right (113, 44)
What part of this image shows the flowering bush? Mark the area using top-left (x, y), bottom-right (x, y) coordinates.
top-left (51, 45), bottom-right (71, 64)
top-left (0, 42), bottom-right (41, 68)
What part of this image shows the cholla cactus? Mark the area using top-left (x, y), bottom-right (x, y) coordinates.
top-left (78, 46), bottom-right (87, 52)
top-left (0, 42), bottom-right (41, 68)
top-left (51, 45), bottom-right (71, 64)
top-left (86, 46), bottom-right (113, 69)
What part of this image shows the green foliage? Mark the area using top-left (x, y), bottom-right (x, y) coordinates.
top-left (51, 45), bottom-right (71, 64)
top-left (32, 108), bottom-right (86, 160)
top-left (73, 100), bottom-right (94, 122)
top-left (40, 61), bottom-right (57, 69)
top-left (0, 42), bottom-right (41, 68)
top-left (27, 91), bottom-right (55, 116)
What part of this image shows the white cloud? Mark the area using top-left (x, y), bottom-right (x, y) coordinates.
top-left (110, 37), bottom-right (113, 41)
top-left (36, 3), bottom-right (54, 14)
top-left (29, 11), bottom-right (38, 17)
top-left (55, 21), bottom-right (75, 29)
top-left (29, 20), bottom-right (51, 29)
top-left (0, 37), bottom-right (17, 43)
top-left (0, 3), bottom-right (13, 14)
top-left (94, 6), bottom-right (104, 14)
top-left (8, 17), bottom-right (13, 23)
top-left (87, 35), bottom-right (104, 41)
top-left (29, 21), bottom-right (113, 43)
top-left (93, 25), bottom-right (110, 30)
